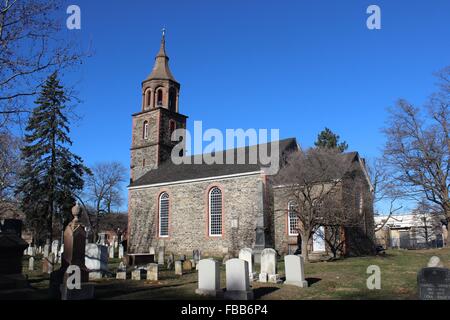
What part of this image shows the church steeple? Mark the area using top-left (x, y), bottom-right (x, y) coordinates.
top-left (131, 31), bottom-right (187, 182)
top-left (147, 29), bottom-right (177, 83)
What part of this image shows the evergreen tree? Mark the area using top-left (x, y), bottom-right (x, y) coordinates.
top-left (16, 72), bottom-right (90, 242)
top-left (314, 128), bottom-right (348, 152)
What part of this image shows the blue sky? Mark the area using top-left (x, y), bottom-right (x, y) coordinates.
top-left (55, 0), bottom-right (449, 212)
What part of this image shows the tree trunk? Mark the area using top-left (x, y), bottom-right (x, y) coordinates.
top-left (301, 231), bottom-right (309, 262)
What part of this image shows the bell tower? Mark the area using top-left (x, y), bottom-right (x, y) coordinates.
top-left (130, 30), bottom-right (188, 183)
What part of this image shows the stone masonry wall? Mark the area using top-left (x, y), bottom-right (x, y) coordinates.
top-left (128, 173), bottom-right (264, 257)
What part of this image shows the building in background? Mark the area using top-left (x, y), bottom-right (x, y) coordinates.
top-left (375, 213), bottom-right (448, 249)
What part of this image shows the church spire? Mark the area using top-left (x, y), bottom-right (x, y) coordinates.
top-left (147, 28), bottom-right (177, 82)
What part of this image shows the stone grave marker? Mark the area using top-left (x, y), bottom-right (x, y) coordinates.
top-left (284, 255), bottom-right (308, 288)
top-left (147, 263), bottom-right (158, 281)
top-left (418, 267), bottom-right (450, 300)
top-left (131, 267), bottom-right (146, 280)
top-left (175, 261), bottom-right (183, 275)
top-left (158, 247), bottom-right (165, 265)
top-left (195, 259), bottom-right (221, 297)
top-left (85, 244), bottom-right (108, 280)
top-left (260, 248), bottom-right (280, 283)
top-left (116, 262), bottom-right (127, 280)
top-left (239, 248), bottom-right (256, 281)
top-left (118, 244), bottom-right (124, 259)
top-left (108, 245), bottom-right (114, 259)
top-left (224, 258), bottom-right (253, 300)
top-left (149, 247), bottom-right (155, 255)
top-left (183, 260), bottom-right (192, 271)
top-left (28, 257), bottom-right (34, 271)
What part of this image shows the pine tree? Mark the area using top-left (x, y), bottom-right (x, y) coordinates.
top-left (314, 127), bottom-right (348, 153)
top-left (16, 72), bottom-right (90, 243)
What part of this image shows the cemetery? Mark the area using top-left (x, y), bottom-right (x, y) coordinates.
top-left (5, 226), bottom-right (450, 300)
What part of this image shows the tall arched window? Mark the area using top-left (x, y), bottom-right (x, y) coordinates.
top-left (143, 121), bottom-right (149, 140)
top-left (159, 192), bottom-right (169, 237)
top-left (146, 89), bottom-right (152, 107)
top-left (209, 187), bottom-right (223, 236)
top-left (169, 120), bottom-right (176, 137)
top-left (169, 88), bottom-right (177, 112)
top-left (288, 201), bottom-right (299, 236)
top-left (156, 89), bottom-right (163, 106)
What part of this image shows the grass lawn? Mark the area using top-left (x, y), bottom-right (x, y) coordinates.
top-left (20, 247), bottom-right (450, 300)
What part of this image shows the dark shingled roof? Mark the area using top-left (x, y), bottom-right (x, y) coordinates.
top-left (129, 138), bottom-right (298, 187)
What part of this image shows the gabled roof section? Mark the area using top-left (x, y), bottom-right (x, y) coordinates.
top-left (129, 138), bottom-right (298, 188)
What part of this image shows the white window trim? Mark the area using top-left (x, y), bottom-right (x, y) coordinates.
top-left (208, 188), bottom-right (222, 237)
top-left (288, 201), bottom-right (299, 236)
top-left (159, 193), bottom-right (169, 238)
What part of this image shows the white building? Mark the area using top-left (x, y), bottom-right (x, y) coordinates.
top-left (374, 213), bottom-right (447, 249)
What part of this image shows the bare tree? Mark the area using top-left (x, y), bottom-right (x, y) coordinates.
top-left (275, 148), bottom-right (354, 261)
top-left (382, 66), bottom-right (450, 228)
top-left (0, 0), bottom-right (87, 127)
top-left (84, 162), bottom-right (127, 241)
top-left (367, 159), bottom-right (403, 232)
top-left (412, 199), bottom-right (443, 248)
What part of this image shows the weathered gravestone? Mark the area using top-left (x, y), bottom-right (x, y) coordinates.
top-left (224, 259), bottom-right (253, 300)
top-left (190, 259), bottom-right (196, 269)
top-left (28, 257), bottom-right (34, 271)
top-left (183, 260), bottom-right (192, 271)
top-left (43, 241), bottom-right (50, 258)
top-left (149, 247), bottom-right (155, 255)
top-left (0, 219), bottom-right (30, 295)
top-left (131, 267), bottom-right (146, 280)
top-left (175, 261), bottom-right (183, 275)
top-left (260, 248), bottom-right (281, 283)
top-left (51, 240), bottom-right (60, 257)
top-left (195, 259), bottom-right (222, 297)
top-left (428, 256), bottom-right (444, 268)
top-left (85, 244), bottom-right (108, 279)
top-left (239, 248), bottom-right (256, 281)
top-left (147, 263), bottom-right (158, 281)
top-left (418, 267), bottom-right (450, 300)
top-left (193, 250), bottom-right (201, 263)
top-left (50, 203), bottom-right (94, 300)
top-left (284, 255), bottom-right (308, 288)
top-left (116, 262), bottom-right (127, 280)
top-left (108, 245), bottom-right (114, 259)
top-left (118, 245), bottom-right (124, 259)
top-left (158, 247), bottom-right (165, 265)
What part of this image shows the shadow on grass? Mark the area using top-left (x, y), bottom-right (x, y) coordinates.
top-left (253, 287), bottom-right (280, 299)
top-left (306, 277), bottom-right (321, 286)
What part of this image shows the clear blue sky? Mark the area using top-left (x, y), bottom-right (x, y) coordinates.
top-left (57, 0), bottom-right (450, 212)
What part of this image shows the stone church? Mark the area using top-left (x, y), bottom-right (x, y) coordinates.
top-left (127, 33), bottom-right (375, 258)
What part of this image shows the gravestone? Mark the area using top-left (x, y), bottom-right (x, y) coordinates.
top-left (131, 268), bottom-right (146, 280)
top-left (0, 220), bottom-right (29, 294)
top-left (85, 244), bottom-right (108, 279)
top-left (167, 253), bottom-right (174, 270)
top-left (224, 259), bottom-right (253, 300)
top-left (116, 262), bottom-right (127, 280)
top-left (260, 248), bottom-right (280, 283)
top-left (97, 233), bottom-right (106, 246)
top-left (418, 267), bottom-right (450, 300)
top-left (284, 255), bottom-right (308, 288)
top-left (175, 261), bottom-right (183, 275)
top-left (193, 250), bottom-right (201, 263)
top-left (28, 257), bottom-right (34, 271)
top-left (118, 245), bottom-right (124, 259)
top-left (195, 259), bottom-right (222, 297)
top-left (47, 253), bottom-right (55, 274)
top-left (43, 241), bottom-right (50, 258)
top-left (158, 247), bottom-right (165, 265)
top-left (428, 256), bottom-right (444, 268)
top-left (149, 247), bottom-right (155, 255)
top-left (239, 248), bottom-right (256, 281)
top-left (190, 259), bottom-right (196, 269)
top-left (51, 240), bottom-right (60, 257)
top-left (50, 203), bottom-right (93, 300)
top-left (183, 260), bottom-right (192, 271)
top-left (108, 245), bottom-right (114, 259)
top-left (147, 263), bottom-right (158, 281)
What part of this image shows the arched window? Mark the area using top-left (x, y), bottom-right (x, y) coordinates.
top-left (288, 201), bottom-right (299, 236)
top-left (209, 187), bottom-right (223, 236)
top-left (159, 192), bottom-right (169, 237)
top-left (146, 89), bottom-right (152, 107)
top-left (169, 88), bottom-right (177, 112)
top-left (169, 120), bottom-right (176, 137)
top-left (143, 121), bottom-right (149, 140)
top-left (156, 89), bottom-right (163, 106)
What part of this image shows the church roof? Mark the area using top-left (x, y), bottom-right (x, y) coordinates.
top-left (129, 138), bottom-right (298, 188)
top-left (146, 31), bottom-right (178, 82)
